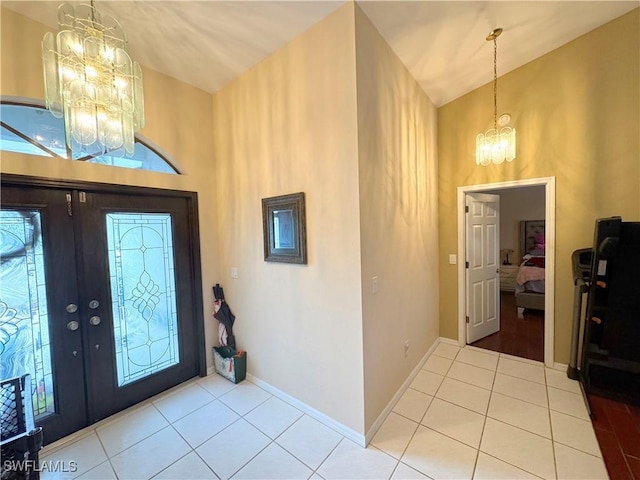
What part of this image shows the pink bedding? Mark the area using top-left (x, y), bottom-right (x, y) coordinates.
top-left (516, 255), bottom-right (544, 285)
top-left (517, 265), bottom-right (545, 285)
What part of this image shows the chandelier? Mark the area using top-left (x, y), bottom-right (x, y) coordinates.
top-left (42, 1), bottom-right (144, 157)
top-left (475, 28), bottom-right (516, 166)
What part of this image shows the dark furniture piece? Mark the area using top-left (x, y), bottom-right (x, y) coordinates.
top-left (1, 375), bottom-right (44, 480)
top-left (577, 217), bottom-right (640, 406)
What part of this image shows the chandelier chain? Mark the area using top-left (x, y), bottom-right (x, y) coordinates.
top-left (493, 36), bottom-right (498, 133)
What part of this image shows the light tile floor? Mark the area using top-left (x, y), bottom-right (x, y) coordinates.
top-left (40, 344), bottom-right (609, 479)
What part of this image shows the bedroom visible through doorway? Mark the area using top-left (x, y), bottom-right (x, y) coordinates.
top-left (457, 177), bottom-right (556, 367)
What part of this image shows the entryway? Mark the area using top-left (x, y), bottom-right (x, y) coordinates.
top-left (0, 177), bottom-right (205, 444)
top-left (457, 177), bottom-right (555, 367)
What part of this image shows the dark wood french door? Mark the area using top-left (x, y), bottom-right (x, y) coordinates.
top-left (0, 178), bottom-right (204, 444)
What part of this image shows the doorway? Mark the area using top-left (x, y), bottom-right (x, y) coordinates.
top-left (0, 177), bottom-right (205, 444)
top-left (457, 177), bottom-right (556, 367)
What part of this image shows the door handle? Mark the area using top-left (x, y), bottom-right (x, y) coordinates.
top-left (89, 315), bottom-right (101, 326)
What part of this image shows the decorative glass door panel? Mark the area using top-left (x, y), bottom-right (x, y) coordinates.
top-left (0, 211), bottom-right (55, 418)
top-left (106, 213), bottom-right (180, 386)
top-left (0, 182), bottom-right (203, 444)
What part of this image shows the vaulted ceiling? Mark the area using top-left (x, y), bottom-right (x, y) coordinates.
top-left (4, 1), bottom-right (638, 106)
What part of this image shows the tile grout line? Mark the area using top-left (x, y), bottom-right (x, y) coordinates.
top-left (544, 368), bottom-right (559, 480)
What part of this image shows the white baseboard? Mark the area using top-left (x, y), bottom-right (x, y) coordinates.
top-left (246, 373), bottom-right (366, 447)
top-left (438, 336), bottom-right (459, 346)
top-left (363, 337), bottom-right (443, 445)
top-left (552, 362), bottom-right (568, 371)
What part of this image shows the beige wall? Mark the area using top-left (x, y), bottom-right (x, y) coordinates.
top-left (438, 9), bottom-right (640, 363)
top-left (354, 6), bottom-right (439, 432)
top-left (211, 4), bottom-right (366, 434)
top-left (1, 7), bottom-right (220, 366)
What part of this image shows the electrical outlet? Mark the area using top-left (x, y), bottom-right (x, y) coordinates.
top-left (230, 267), bottom-right (238, 279)
top-left (371, 276), bottom-right (378, 294)
top-left (404, 340), bottom-right (410, 358)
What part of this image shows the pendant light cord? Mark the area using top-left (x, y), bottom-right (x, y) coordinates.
top-left (493, 36), bottom-right (498, 132)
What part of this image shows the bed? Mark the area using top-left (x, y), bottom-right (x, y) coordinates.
top-left (515, 220), bottom-right (545, 313)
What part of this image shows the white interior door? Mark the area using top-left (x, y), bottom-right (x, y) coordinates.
top-left (466, 193), bottom-right (500, 344)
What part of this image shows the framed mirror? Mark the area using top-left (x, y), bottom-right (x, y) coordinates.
top-left (262, 192), bottom-right (307, 264)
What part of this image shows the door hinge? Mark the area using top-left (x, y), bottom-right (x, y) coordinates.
top-left (65, 193), bottom-right (72, 216)
top-left (465, 261), bottom-right (469, 268)
top-left (465, 206), bottom-right (469, 213)
top-left (466, 316), bottom-right (470, 324)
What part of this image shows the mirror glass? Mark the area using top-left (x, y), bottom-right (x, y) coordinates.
top-left (273, 209), bottom-right (295, 249)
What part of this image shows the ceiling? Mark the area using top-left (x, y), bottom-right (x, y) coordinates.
top-left (4, 1), bottom-right (638, 107)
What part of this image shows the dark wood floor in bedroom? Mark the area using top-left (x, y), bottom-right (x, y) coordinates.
top-left (470, 292), bottom-right (544, 362)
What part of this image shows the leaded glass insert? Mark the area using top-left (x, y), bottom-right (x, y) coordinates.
top-left (106, 213), bottom-right (179, 386)
top-left (0, 210), bottom-right (55, 418)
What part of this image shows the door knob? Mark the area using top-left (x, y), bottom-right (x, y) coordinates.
top-left (66, 321), bottom-right (79, 331)
top-left (89, 300), bottom-right (100, 309)
top-left (66, 303), bottom-right (78, 314)
top-left (89, 315), bottom-right (101, 326)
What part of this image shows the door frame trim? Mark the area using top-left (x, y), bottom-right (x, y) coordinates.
top-left (457, 176), bottom-right (556, 367)
top-left (1, 174), bottom-right (207, 378)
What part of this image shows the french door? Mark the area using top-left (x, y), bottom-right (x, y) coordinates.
top-left (0, 179), bottom-right (204, 444)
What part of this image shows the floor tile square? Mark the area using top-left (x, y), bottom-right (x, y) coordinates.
top-left (421, 398), bottom-right (485, 448)
top-left (499, 353), bottom-right (544, 367)
top-left (172, 399), bottom-right (240, 448)
top-left (232, 443), bottom-right (313, 479)
top-left (371, 411), bottom-right (419, 459)
top-left (153, 452), bottom-right (217, 479)
top-left (554, 442), bottom-right (608, 479)
top-left (457, 348), bottom-right (499, 371)
top-left (410, 370), bottom-right (444, 396)
top-left (487, 392), bottom-right (551, 438)
top-left (547, 386), bottom-right (590, 420)
top-left (197, 373), bottom-right (238, 397)
top-left (317, 438), bottom-right (397, 480)
top-left (480, 418), bottom-right (555, 480)
top-left (40, 433), bottom-right (107, 479)
top-left (423, 355), bottom-right (453, 375)
top-left (276, 415), bottom-right (343, 470)
top-left (75, 461), bottom-right (117, 480)
top-left (550, 410), bottom-right (602, 457)
top-left (545, 368), bottom-right (581, 394)
top-left (402, 425), bottom-right (477, 479)
top-left (392, 388), bottom-right (433, 423)
top-left (433, 343), bottom-right (460, 360)
top-left (446, 361), bottom-right (495, 390)
top-left (473, 452), bottom-right (539, 479)
top-left (153, 383), bottom-right (215, 423)
top-left (391, 462), bottom-right (430, 479)
top-left (496, 357), bottom-right (545, 384)
top-left (97, 404), bottom-right (169, 457)
top-left (110, 426), bottom-right (191, 480)
top-left (196, 419), bottom-right (270, 480)
top-left (219, 382), bottom-right (271, 415)
top-left (492, 373), bottom-right (548, 407)
top-left (436, 378), bottom-right (490, 414)
top-left (244, 396), bottom-right (303, 439)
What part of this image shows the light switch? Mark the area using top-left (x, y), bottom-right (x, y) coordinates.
top-left (449, 254), bottom-right (457, 265)
top-left (372, 276), bottom-right (378, 294)
top-left (231, 267), bottom-right (238, 279)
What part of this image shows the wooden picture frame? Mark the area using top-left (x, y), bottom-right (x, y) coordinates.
top-left (520, 219), bottom-right (545, 258)
top-left (262, 192), bottom-right (307, 264)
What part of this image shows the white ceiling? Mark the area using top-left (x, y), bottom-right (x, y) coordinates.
top-left (4, 0), bottom-right (638, 106)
